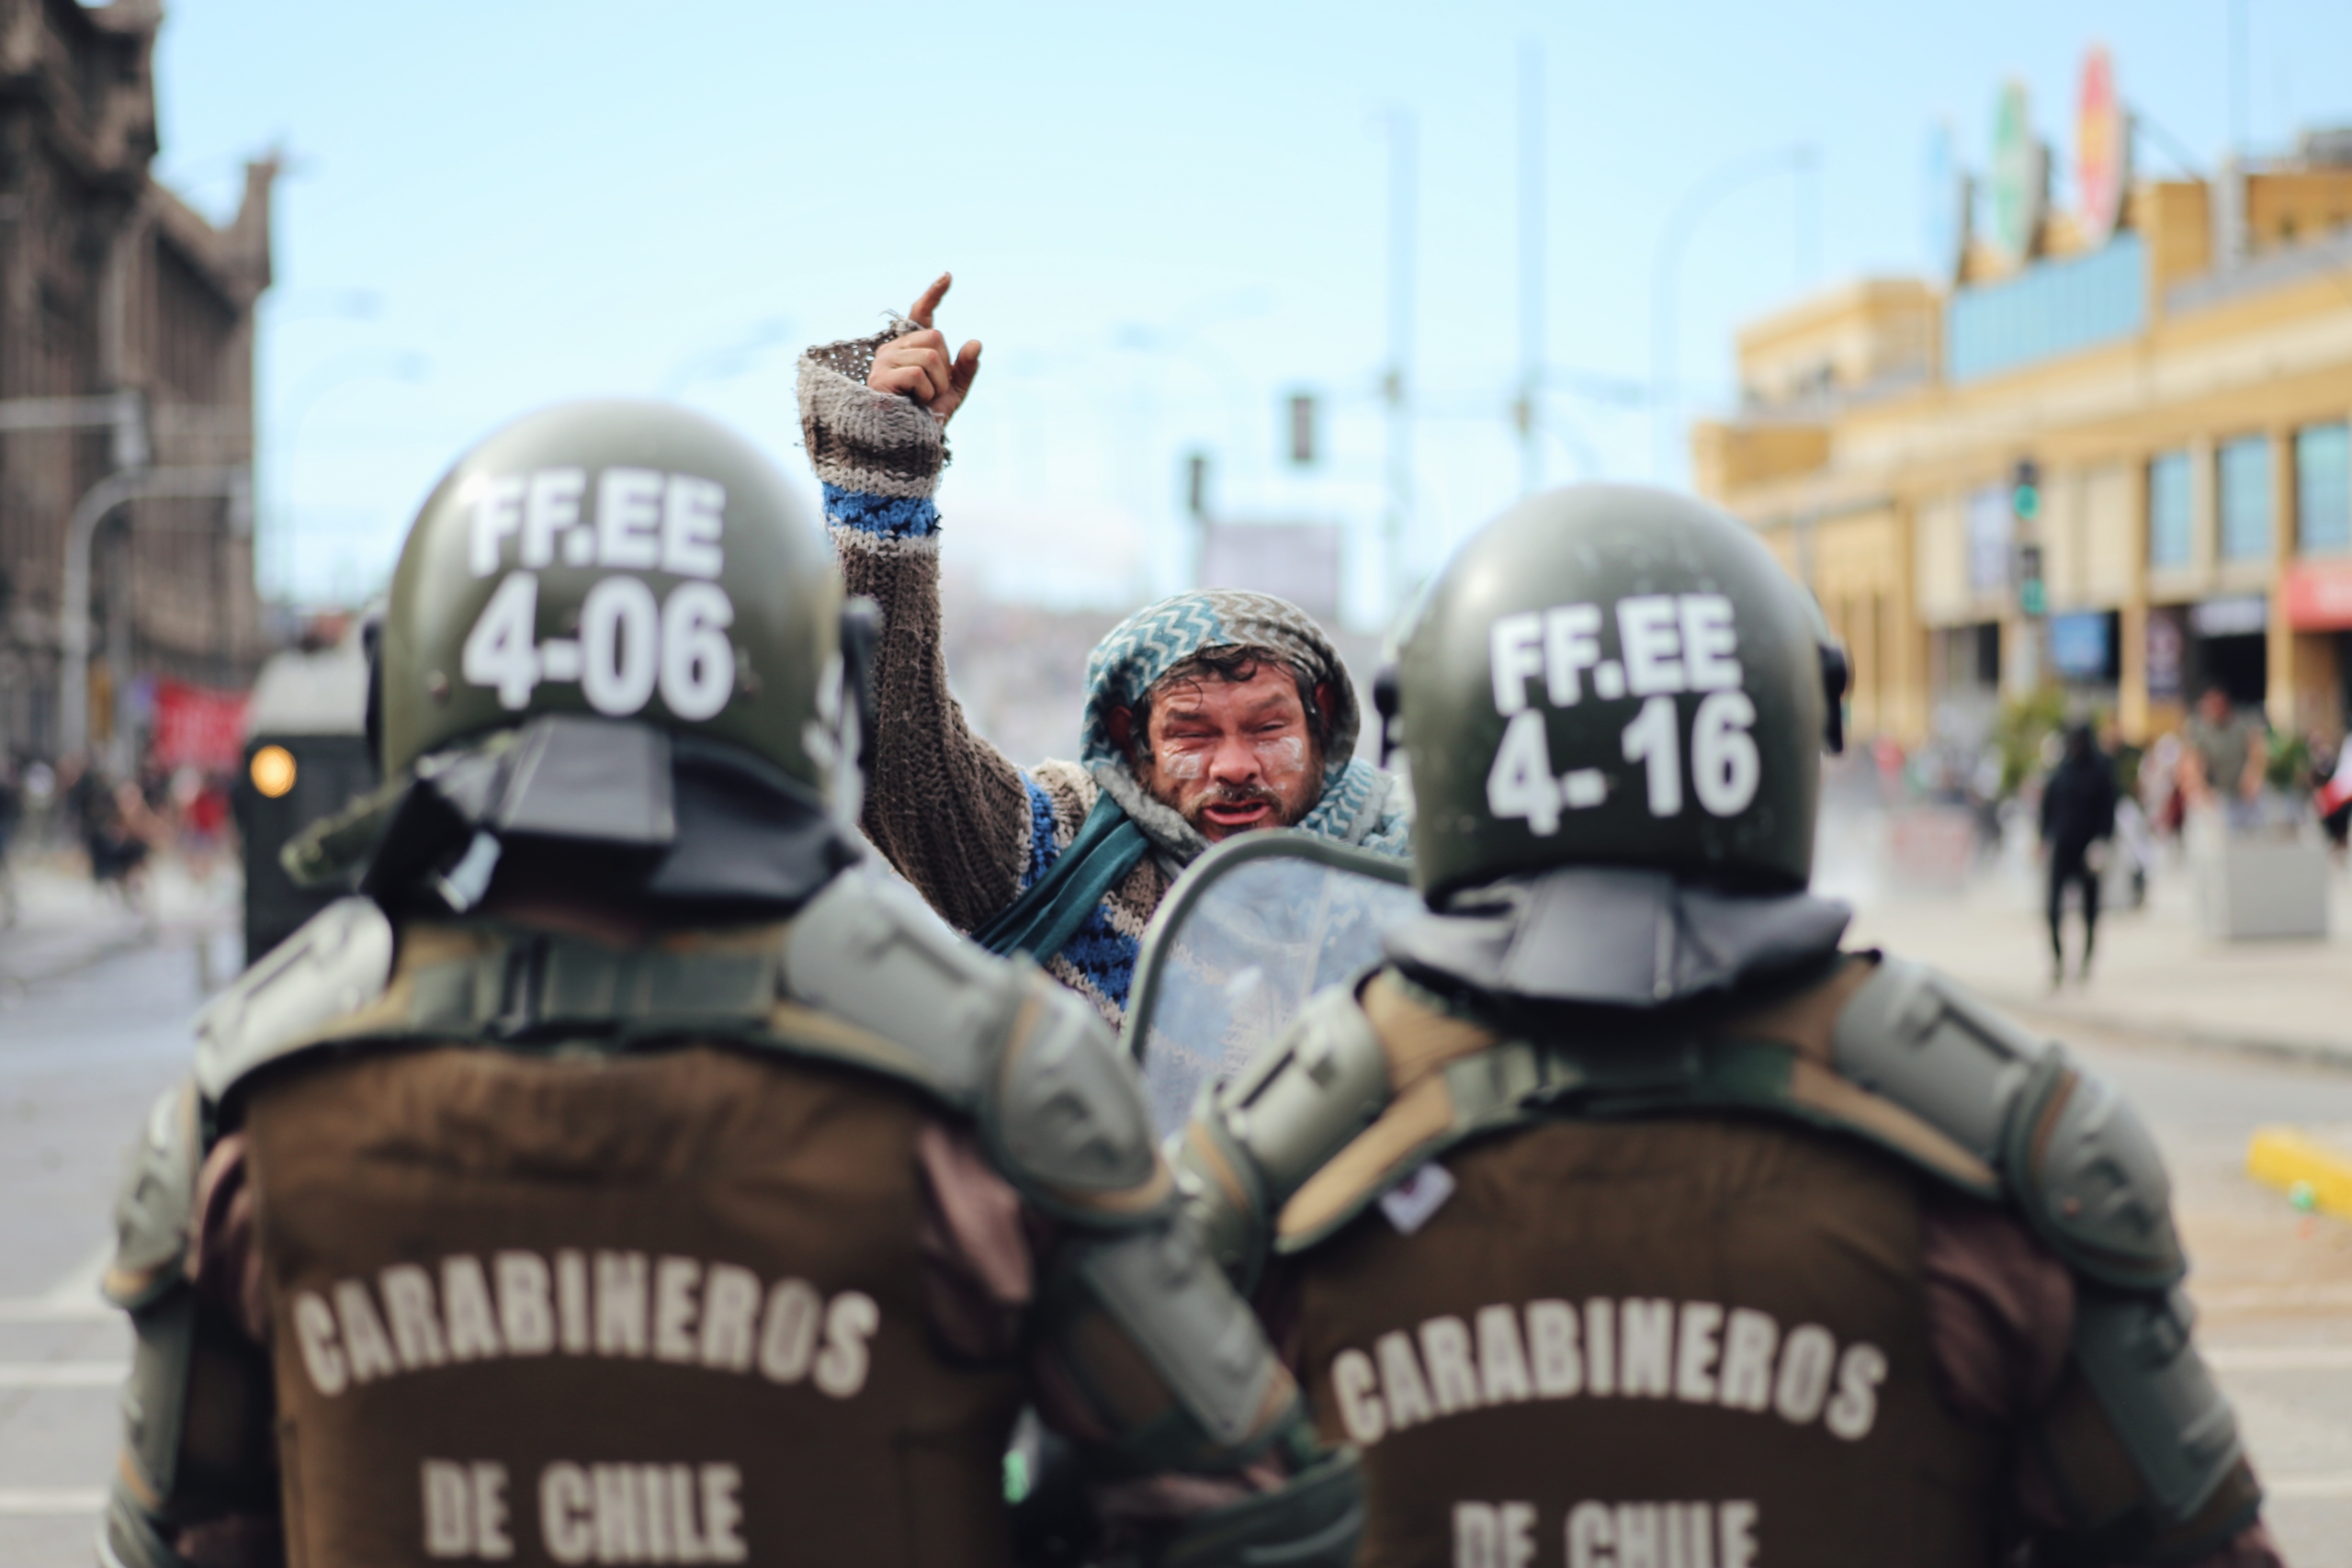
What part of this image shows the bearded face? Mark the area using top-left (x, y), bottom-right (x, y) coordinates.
top-left (1113, 659), bottom-right (1329, 842)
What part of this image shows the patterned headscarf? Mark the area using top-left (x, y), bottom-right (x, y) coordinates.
top-left (1080, 590), bottom-right (1409, 860)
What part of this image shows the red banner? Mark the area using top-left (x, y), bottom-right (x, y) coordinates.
top-left (2285, 558), bottom-right (2352, 631)
top-left (150, 680), bottom-right (249, 773)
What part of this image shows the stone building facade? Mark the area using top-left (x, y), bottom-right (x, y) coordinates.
top-left (0, 0), bottom-right (273, 765)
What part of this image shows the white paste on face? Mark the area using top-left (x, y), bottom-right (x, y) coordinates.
top-left (1254, 733), bottom-right (1309, 780)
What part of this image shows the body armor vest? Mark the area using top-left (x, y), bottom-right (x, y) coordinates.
top-left (1286, 1111), bottom-right (1999, 1568)
top-left (1170, 860), bottom-right (2256, 1568)
top-left (246, 1040), bottom-right (1020, 1568)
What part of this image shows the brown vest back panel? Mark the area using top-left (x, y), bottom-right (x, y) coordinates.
top-left (244, 1043), bottom-right (1021, 1568)
top-left (1293, 1115), bottom-right (2001, 1568)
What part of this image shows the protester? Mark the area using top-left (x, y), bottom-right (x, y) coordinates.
top-left (797, 274), bottom-right (1408, 1026)
top-left (2041, 721), bottom-right (2119, 986)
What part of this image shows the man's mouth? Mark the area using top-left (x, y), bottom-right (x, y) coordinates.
top-left (1199, 798), bottom-right (1276, 833)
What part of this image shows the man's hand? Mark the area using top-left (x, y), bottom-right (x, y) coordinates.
top-left (870, 273), bottom-right (982, 425)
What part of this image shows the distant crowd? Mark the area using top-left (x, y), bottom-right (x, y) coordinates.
top-left (0, 750), bottom-right (234, 919)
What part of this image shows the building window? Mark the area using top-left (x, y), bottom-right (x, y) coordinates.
top-left (2217, 435), bottom-right (2271, 561)
top-left (2297, 422), bottom-right (2350, 555)
top-left (1965, 487), bottom-right (2013, 593)
top-left (2148, 451), bottom-right (2192, 569)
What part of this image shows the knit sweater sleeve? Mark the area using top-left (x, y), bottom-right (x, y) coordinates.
top-left (797, 333), bottom-right (1035, 934)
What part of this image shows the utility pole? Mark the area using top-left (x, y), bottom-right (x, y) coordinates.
top-left (1383, 109), bottom-right (1417, 612)
top-left (2229, 0), bottom-right (2249, 160)
top-left (1516, 41), bottom-right (1545, 497)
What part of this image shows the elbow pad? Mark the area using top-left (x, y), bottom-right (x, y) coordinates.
top-left (104, 1084), bottom-right (203, 1527)
top-left (1038, 1213), bottom-right (1300, 1476)
top-left (2033, 1286), bottom-right (2260, 1561)
top-left (101, 1084), bottom-right (277, 1549)
top-left (1174, 987), bottom-right (1390, 1295)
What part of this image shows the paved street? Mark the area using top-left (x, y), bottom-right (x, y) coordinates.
top-left (2, 862), bottom-right (2350, 1564)
top-left (0, 931), bottom-right (215, 1564)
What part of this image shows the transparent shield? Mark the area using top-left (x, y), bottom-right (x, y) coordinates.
top-left (1125, 834), bottom-right (1419, 1136)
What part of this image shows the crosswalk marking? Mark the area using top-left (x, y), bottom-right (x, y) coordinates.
top-left (0, 1301), bottom-right (112, 1325)
top-left (2267, 1472), bottom-right (2352, 1500)
top-left (0, 1363), bottom-right (125, 1388)
top-left (0, 1240), bottom-right (118, 1323)
top-left (0, 1489), bottom-right (104, 1516)
top-left (2206, 1345), bottom-right (2352, 1371)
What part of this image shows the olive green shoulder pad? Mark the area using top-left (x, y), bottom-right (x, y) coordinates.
top-left (195, 874), bottom-right (1012, 1111)
top-left (194, 874), bottom-right (1167, 1229)
top-left (1222, 954), bottom-right (2183, 1298)
top-left (786, 876), bottom-right (1170, 1224)
top-left (1833, 953), bottom-right (2184, 1292)
top-left (771, 871), bottom-right (1030, 1108)
top-left (1177, 960), bottom-right (2019, 1272)
top-left (194, 897), bottom-right (399, 1106)
top-left (1261, 973), bottom-right (1993, 1258)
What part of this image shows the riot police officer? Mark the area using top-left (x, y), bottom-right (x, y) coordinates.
top-left (97, 401), bottom-right (1360, 1568)
top-left (1173, 485), bottom-right (2276, 1566)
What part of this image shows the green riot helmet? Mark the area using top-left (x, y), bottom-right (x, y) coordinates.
top-left (1395, 484), bottom-right (1846, 903)
top-left (379, 400), bottom-right (855, 798)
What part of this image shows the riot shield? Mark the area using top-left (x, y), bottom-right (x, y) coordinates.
top-left (1125, 831), bottom-right (1419, 1136)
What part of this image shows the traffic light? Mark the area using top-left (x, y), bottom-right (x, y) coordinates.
top-left (2010, 457), bottom-right (2041, 523)
top-left (1184, 451), bottom-right (1212, 518)
top-left (2011, 457), bottom-right (2043, 614)
top-left (1287, 393), bottom-right (1318, 466)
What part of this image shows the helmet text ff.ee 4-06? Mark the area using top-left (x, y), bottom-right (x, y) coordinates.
top-left (378, 400), bottom-right (854, 797)
top-left (1393, 484), bottom-right (1847, 902)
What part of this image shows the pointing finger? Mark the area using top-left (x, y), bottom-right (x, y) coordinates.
top-left (908, 272), bottom-right (953, 329)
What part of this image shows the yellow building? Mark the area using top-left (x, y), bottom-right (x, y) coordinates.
top-left (1697, 136), bottom-right (2352, 752)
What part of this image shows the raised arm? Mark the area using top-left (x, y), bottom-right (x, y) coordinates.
top-left (797, 275), bottom-right (1037, 933)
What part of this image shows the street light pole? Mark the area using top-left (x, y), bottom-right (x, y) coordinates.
top-left (1516, 43), bottom-right (1546, 497)
top-left (1649, 144), bottom-right (1816, 482)
top-left (58, 465), bottom-right (253, 761)
top-left (1383, 108), bottom-right (1418, 610)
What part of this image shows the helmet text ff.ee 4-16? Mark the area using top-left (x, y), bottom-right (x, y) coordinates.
top-left (1393, 484), bottom-right (1847, 902)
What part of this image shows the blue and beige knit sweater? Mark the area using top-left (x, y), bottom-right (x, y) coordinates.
top-left (797, 327), bottom-right (1408, 1028)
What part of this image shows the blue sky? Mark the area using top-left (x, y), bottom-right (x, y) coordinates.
top-left (153, 0), bottom-right (2352, 624)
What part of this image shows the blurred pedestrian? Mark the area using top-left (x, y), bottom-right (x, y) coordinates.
top-left (2318, 729), bottom-right (2352, 852)
top-left (2041, 722), bottom-right (2118, 986)
top-left (2145, 730), bottom-right (2187, 839)
top-left (85, 777), bottom-right (157, 905)
top-left (0, 758), bottom-right (19, 927)
top-left (2181, 683), bottom-right (2267, 826)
